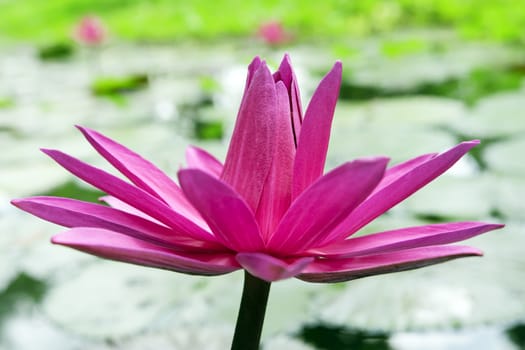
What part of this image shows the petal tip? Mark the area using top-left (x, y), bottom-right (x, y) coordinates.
top-left (50, 234), bottom-right (64, 245)
top-left (356, 156), bottom-right (390, 166)
top-left (40, 148), bottom-right (58, 157)
top-left (236, 252), bottom-right (313, 282)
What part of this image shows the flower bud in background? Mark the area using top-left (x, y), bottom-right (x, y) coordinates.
top-left (257, 20), bottom-right (292, 46)
top-left (73, 16), bottom-right (106, 46)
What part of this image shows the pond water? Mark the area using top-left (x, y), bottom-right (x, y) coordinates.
top-left (1, 31), bottom-right (524, 349)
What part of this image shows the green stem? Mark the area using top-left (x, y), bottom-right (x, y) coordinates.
top-left (231, 271), bottom-right (272, 350)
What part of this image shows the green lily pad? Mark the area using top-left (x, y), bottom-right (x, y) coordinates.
top-left (451, 90), bottom-right (525, 138)
top-left (347, 42), bottom-right (522, 92)
top-left (390, 326), bottom-right (515, 350)
top-left (298, 324), bottom-right (390, 350)
top-left (337, 97), bottom-right (467, 127)
top-left (0, 207), bottom-right (91, 287)
top-left (327, 118), bottom-right (456, 168)
top-left (489, 174), bottom-right (525, 220)
top-left (37, 42), bottom-right (74, 61)
top-left (43, 262), bottom-right (209, 339)
top-left (0, 97), bottom-right (14, 109)
top-left (484, 136), bottom-right (525, 176)
top-left (91, 75), bottom-right (149, 96)
top-left (396, 174), bottom-right (494, 221)
top-left (0, 313), bottom-right (92, 350)
top-left (0, 273), bottom-right (47, 325)
top-left (42, 181), bottom-right (104, 204)
top-left (506, 323), bottom-right (525, 349)
top-left (201, 274), bottom-right (322, 338)
top-left (1, 161), bottom-right (71, 198)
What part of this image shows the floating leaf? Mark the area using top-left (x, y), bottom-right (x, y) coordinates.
top-left (37, 42), bottom-right (74, 61)
top-left (91, 75), bottom-right (149, 96)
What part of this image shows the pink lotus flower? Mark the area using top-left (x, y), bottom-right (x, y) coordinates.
top-left (73, 16), bottom-right (106, 45)
top-left (257, 21), bottom-right (292, 46)
top-left (12, 55), bottom-right (501, 284)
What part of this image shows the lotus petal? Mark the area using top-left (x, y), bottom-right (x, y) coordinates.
top-left (12, 196), bottom-right (223, 251)
top-left (52, 227), bottom-right (240, 275)
top-left (221, 62), bottom-right (277, 212)
top-left (324, 141), bottom-right (480, 244)
top-left (185, 145), bottom-right (223, 177)
top-left (255, 81), bottom-right (295, 239)
top-left (311, 222), bottom-right (503, 258)
top-left (78, 126), bottom-right (202, 223)
top-left (268, 157), bottom-right (388, 254)
top-left (293, 61), bottom-right (342, 198)
top-left (236, 252), bottom-right (313, 282)
top-left (299, 245), bottom-right (482, 283)
top-left (42, 149), bottom-right (216, 243)
top-left (179, 169), bottom-right (265, 252)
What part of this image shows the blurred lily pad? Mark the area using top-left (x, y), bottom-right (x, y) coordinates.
top-left (451, 90), bottom-right (525, 138)
top-left (484, 137), bottom-right (525, 176)
top-left (156, 272), bottom-right (321, 339)
top-left (37, 42), bottom-right (74, 61)
top-left (0, 207), bottom-right (91, 290)
top-left (507, 323), bottom-right (525, 349)
top-left (391, 327), bottom-right (516, 350)
top-left (298, 324), bottom-right (391, 350)
top-left (91, 74), bottom-right (149, 96)
top-left (42, 180), bottom-right (104, 203)
top-left (341, 68), bottom-right (524, 106)
top-left (395, 174), bottom-right (494, 221)
top-left (334, 97), bottom-right (467, 127)
top-left (194, 119), bottom-right (223, 140)
top-left (0, 97), bottom-right (14, 109)
top-left (489, 174), bottom-right (525, 220)
top-left (347, 41), bottom-right (523, 92)
top-left (43, 262), bottom-right (221, 338)
top-left (0, 273), bottom-right (47, 325)
top-left (327, 120), bottom-right (455, 167)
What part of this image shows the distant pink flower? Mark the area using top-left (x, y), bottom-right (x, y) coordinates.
top-left (12, 55), bottom-right (502, 283)
top-left (73, 16), bottom-right (106, 45)
top-left (257, 21), bottom-right (292, 46)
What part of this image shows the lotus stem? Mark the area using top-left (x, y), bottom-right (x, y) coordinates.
top-left (231, 271), bottom-right (271, 350)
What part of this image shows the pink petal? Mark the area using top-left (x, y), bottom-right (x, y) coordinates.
top-left (323, 141), bottom-right (480, 245)
top-left (267, 157), bottom-right (388, 254)
top-left (12, 196), bottom-right (223, 252)
top-left (234, 56), bottom-right (264, 126)
top-left (221, 62), bottom-right (277, 212)
top-left (292, 61), bottom-right (342, 199)
top-left (52, 227), bottom-right (240, 276)
top-left (179, 169), bottom-right (265, 252)
top-left (274, 54), bottom-right (303, 143)
top-left (236, 252), bottom-right (313, 282)
top-left (298, 245), bottom-right (482, 283)
top-left (100, 195), bottom-right (162, 224)
top-left (42, 149), bottom-right (216, 244)
top-left (77, 126), bottom-right (203, 224)
top-left (246, 56), bottom-right (263, 89)
top-left (185, 145), bottom-right (223, 177)
top-left (290, 78), bottom-right (303, 142)
top-left (255, 81), bottom-right (295, 239)
top-left (310, 222), bottom-right (503, 258)
top-left (373, 152), bottom-right (438, 194)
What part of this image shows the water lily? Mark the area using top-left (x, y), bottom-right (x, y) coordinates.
top-left (12, 55), bottom-right (502, 349)
top-left (73, 16), bottom-right (106, 46)
top-left (257, 20), bottom-right (292, 46)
